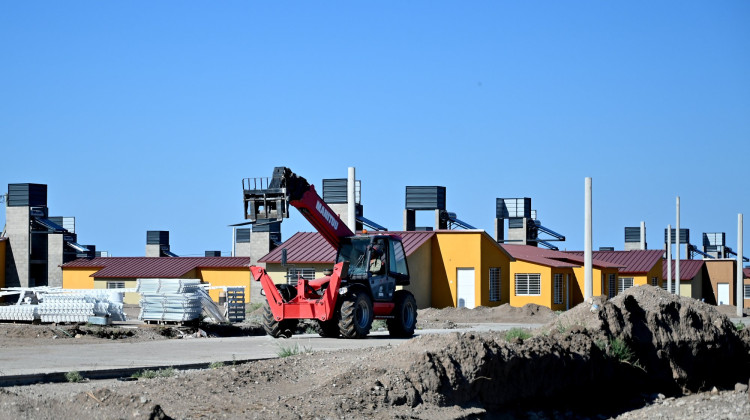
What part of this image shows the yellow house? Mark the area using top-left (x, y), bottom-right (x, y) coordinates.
top-left (62, 257), bottom-right (252, 304)
top-left (430, 230), bottom-right (513, 309)
top-left (565, 250), bottom-right (664, 298)
top-left (259, 230), bottom-right (513, 309)
top-left (502, 245), bottom-right (620, 311)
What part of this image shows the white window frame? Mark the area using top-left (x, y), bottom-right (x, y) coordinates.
top-left (744, 285), bottom-right (750, 300)
top-left (106, 281), bottom-right (125, 289)
top-left (287, 268), bottom-right (315, 285)
top-left (619, 277), bottom-right (634, 294)
top-left (489, 267), bottom-right (501, 302)
top-left (515, 273), bottom-right (541, 296)
top-left (553, 274), bottom-right (563, 304)
top-left (608, 274), bottom-right (616, 299)
top-left (662, 281), bottom-right (676, 293)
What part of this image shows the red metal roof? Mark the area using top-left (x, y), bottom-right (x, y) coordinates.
top-left (501, 244), bottom-right (620, 269)
top-left (565, 250), bottom-right (664, 274)
top-left (62, 257), bottom-right (251, 279)
top-left (661, 259), bottom-right (704, 280)
top-left (259, 231), bottom-right (435, 264)
top-left (744, 267), bottom-right (750, 279)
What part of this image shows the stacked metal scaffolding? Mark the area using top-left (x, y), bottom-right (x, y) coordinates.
top-left (137, 279), bottom-right (226, 323)
top-left (0, 287), bottom-right (127, 323)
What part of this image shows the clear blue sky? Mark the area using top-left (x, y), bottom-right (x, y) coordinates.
top-left (2, 2), bottom-right (748, 260)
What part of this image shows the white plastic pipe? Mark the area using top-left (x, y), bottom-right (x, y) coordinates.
top-left (676, 196), bottom-right (681, 296)
top-left (347, 167), bottom-right (356, 232)
top-left (667, 224), bottom-right (672, 294)
top-left (640, 221), bottom-right (646, 250)
top-left (738, 214), bottom-right (744, 317)
top-left (584, 177), bottom-right (593, 300)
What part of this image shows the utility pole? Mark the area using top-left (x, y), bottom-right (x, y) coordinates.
top-left (584, 177), bottom-right (593, 300)
top-left (738, 214), bottom-right (744, 317)
top-left (667, 224), bottom-right (672, 293)
top-left (676, 196), bottom-right (681, 296)
top-left (347, 167), bottom-right (356, 232)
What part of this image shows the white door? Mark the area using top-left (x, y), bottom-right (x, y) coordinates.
top-left (717, 283), bottom-right (730, 305)
top-left (457, 268), bottom-right (476, 308)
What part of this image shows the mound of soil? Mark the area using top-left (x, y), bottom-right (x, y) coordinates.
top-left (418, 303), bottom-right (557, 328)
top-left (554, 285), bottom-right (750, 393)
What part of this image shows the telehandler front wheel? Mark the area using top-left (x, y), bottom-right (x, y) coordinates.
top-left (338, 292), bottom-right (373, 339)
top-left (387, 290), bottom-right (417, 338)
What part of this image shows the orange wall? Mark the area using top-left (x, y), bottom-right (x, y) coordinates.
top-left (430, 232), bottom-right (511, 308)
top-left (62, 267), bottom-right (98, 289)
top-left (199, 267), bottom-right (252, 302)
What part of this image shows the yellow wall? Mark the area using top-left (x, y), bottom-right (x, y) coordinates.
top-left (401, 239), bottom-right (433, 309)
top-left (62, 267), bottom-right (99, 290)
top-left (264, 263), bottom-right (333, 286)
top-left (431, 232), bottom-right (480, 308)
top-left (571, 267), bottom-right (619, 303)
top-left (429, 232), bottom-right (510, 308)
top-left (93, 279), bottom-right (140, 304)
top-left (478, 234), bottom-right (510, 307)
top-left (509, 260), bottom-right (552, 308)
top-left (199, 267), bottom-right (252, 302)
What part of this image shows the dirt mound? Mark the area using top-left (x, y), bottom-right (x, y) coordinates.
top-left (595, 285), bottom-right (750, 393)
top-left (418, 303), bottom-right (556, 328)
top-left (345, 286), bottom-right (749, 413)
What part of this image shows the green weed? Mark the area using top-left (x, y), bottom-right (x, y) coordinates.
top-left (209, 361), bottom-right (225, 369)
top-left (505, 328), bottom-right (532, 341)
top-left (131, 367), bottom-right (176, 379)
top-left (277, 343), bottom-right (313, 358)
top-left (65, 371), bottom-right (84, 383)
top-left (735, 322), bottom-right (746, 331)
top-left (608, 337), bottom-right (634, 363)
top-left (371, 320), bottom-right (386, 331)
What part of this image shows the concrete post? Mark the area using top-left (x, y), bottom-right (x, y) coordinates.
top-left (584, 177), bottom-right (593, 300)
top-left (676, 196), bottom-right (681, 296)
top-left (667, 224), bottom-right (672, 294)
top-left (640, 221), bottom-right (646, 250)
top-left (347, 167), bottom-right (356, 232)
top-left (738, 214), bottom-right (744, 317)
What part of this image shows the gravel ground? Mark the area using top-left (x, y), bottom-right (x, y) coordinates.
top-left (0, 292), bottom-right (748, 419)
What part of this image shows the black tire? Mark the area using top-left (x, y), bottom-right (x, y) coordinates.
top-left (338, 291), bottom-right (373, 339)
top-left (263, 285), bottom-right (299, 338)
top-left (316, 319), bottom-right (340, 338)
top-left (387, 291), bottom-right (418, 338)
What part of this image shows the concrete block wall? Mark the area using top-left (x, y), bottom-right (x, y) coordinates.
top-left (5, 206), bottom-right (30, 288)
top-left (47, 233), bottom-right (64, 288)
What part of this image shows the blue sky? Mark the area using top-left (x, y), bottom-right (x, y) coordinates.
top-left (2, 2), bottom-right (749, 259)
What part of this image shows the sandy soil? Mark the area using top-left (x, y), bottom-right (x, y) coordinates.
top-left (0, 291), bottom-right (748, 419)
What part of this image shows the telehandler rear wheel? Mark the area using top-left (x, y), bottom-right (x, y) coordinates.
top-left (262, 302), bottom-right (298, 338)
top-left (338, 292), bottom-right (373, 339)
top-left (387, 290), bottom-right (417, 338)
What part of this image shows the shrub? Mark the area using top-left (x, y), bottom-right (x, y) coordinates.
top-left (608, 337), bottom-right (634, 363)
top-left (209, 361), bottom-right (225, 369)
top-left (65, 371), bottom-right (84, 383)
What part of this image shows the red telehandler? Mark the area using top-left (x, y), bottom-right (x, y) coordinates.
top-left (243, 167), bottom-right (418, 339)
